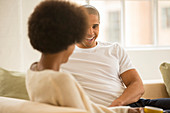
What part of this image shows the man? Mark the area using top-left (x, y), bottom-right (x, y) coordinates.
top-left (61, 5), bottom-right (170, 112)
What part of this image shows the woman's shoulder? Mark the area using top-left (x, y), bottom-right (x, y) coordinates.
top-left (27, 69), bottom-right (70, 77)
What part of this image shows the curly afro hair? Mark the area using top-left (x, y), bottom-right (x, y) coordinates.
top-left (28, 0), bottom-right (88, 54)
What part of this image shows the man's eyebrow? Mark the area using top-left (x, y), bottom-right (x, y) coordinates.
top-left (93, 24), bottom-right (99, 26)
top-left (93, 24), bottom-right (99, 27)
top-left (88, 24), bottom-right (99, 28)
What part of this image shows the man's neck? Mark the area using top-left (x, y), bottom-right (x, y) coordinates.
top-left (76, 41), bottom-right (98, 48)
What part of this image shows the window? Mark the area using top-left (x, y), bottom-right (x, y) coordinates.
top-left (73, 0), bottom-right (170, 48)
top-left (158, 1), bottom-right (170, 46)
top-left (125, 0), bottom-right (153, 47)
top-left (108, 11), bottom-right (121, 43)
top-left (162, 7), bottom-right (170, 28)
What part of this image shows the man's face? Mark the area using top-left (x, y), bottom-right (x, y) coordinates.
top-left (77, 14), bottom-right (99, 48)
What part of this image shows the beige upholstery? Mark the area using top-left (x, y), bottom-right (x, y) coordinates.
top-left (0, 97), bottom-right (89, 113)
top-left (142, 80), bottom-right (170, 99)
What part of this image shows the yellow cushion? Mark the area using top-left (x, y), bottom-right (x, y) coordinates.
top-left (0, 67), bottom-right (29, 100)
top-left (160, 62), bottom-right (170, 96)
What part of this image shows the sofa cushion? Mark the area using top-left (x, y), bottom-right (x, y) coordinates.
top-left (0, 67), bottom-right (29, 100)
top-left (160, 62), bottom-right (170, 96)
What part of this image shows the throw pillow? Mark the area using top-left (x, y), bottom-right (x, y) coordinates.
top-left (0, 67), bottom-right (29, 100)
top-left (160, 62), bottom-right (170, 96)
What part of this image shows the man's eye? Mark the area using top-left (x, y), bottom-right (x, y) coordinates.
top-left (92, 24), bottom-right (98, 29)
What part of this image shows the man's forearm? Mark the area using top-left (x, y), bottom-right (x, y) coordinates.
top-left (109, 81), bottom-right (144, 107)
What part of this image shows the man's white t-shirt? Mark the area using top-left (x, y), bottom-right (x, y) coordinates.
top-left (61, 41), bottom-right (135, 106)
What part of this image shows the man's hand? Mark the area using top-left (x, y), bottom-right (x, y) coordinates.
top-left (109, 98), bottom-right (125, 107)
top-left (128, 108), bottom-right (144, 113)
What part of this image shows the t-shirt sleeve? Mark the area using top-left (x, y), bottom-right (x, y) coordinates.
top-left (116, 43), bottom-right (135, 75)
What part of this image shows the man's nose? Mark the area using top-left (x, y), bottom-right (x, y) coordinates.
top-left (88, 27), bottom-right (94, 35)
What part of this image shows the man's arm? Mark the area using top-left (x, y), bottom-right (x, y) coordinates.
top-left (109, 69), bottom-right (145, 107)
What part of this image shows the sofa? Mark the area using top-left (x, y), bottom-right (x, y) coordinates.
top-left (0, 81), bottom-right (169, 113)
top-left (0, 67), bottom-right (169, 113)
top-left (142, 80), bottom-right (170, 99)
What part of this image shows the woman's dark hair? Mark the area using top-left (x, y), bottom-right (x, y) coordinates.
top-left (28, 0), bottom-right (88, 54)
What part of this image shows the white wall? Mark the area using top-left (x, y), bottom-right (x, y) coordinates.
top-left (0, 0), bottom-right (41, 72)
top-left (0, 0), bottom-right (22, 71)
top-left (0, 0), bottom-right (170, 80)
top-left (127, 49), bottom-right (170, 80)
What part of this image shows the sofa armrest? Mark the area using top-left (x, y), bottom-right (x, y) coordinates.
top-left (0, 97), bottom-right (89, 113)
top-left (142, 80), bottom-right (170, 99)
